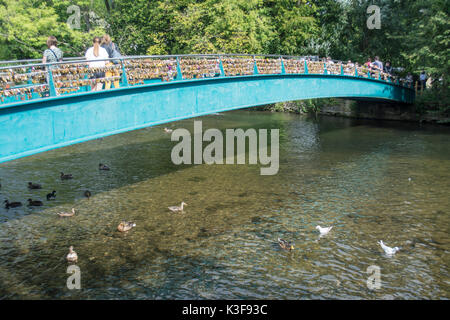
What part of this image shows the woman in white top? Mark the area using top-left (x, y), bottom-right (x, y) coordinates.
top-left (85, 37), bottom-right (109, 91)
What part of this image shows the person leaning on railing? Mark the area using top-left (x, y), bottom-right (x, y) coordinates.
top-left (85, 37), bottom-right (109, 92)
top-left (101, 34), bottom-right (121, 89)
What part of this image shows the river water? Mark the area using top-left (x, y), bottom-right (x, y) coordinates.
top-left (0, 110), bottom-right (449, 299)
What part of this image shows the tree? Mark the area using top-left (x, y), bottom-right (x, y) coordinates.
top-left (265, 0), bottom-right (319, 55)
top-left (0, 0), bottom-right (106, 60)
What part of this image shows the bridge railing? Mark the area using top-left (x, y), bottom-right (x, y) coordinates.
top-left (0, 54), bottom-right (412, 106)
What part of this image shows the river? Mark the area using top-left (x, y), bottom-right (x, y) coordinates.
top-left (0, 110), bottom-right (449, 299)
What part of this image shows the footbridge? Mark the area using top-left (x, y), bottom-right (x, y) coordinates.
top-left (0, 54), bottom-right (415, 163)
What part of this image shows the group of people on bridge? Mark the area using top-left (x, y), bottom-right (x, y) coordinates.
top-left (42, 35), bottom-right (122, 92)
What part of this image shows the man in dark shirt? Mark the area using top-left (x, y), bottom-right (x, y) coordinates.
top-left (384, 61), bottom-right (393, 75)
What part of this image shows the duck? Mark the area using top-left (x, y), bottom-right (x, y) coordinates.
top-left (378, 240), bottom-right (400, 256)
top-left (84, 190), bottom-right (91, 199)
top-left (66, 246), bottom-right (78, 263)
top-left (168, 201), bottom-right (187, 213)
top-left (316, 225), bottom-right (333, 236)
top-left (46, 190), bottom-right (56, 201)
top-left (57, 208), bottom-right (75, 217)
top-left (278, 238), bottom-right (295, 251)
top-left (117, 221), bottom-right (136, 232)
top-left (27, 199), bottom-right (43, 206)
top-left (60, 172), bottom-right (73, 180)
top-left (99, 163), bottom-right (110, 171)
top-left (28, 182), bottom-right (42, 189)
top-left (164, 127), bottom-right (173, 133)
top-left (4, 200), bottom-right (22, 209)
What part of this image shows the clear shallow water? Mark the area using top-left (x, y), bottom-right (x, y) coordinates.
top-left (0, 110), bottom-right (449, 299)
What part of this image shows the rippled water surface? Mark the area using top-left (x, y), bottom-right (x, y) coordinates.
top-left (0, 110), bottom-right (449, 299)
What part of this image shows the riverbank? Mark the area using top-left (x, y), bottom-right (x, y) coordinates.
top-left (257, 99), bottom-right (450, 125)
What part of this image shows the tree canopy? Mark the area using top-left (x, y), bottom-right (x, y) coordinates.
top-left (0, 0), bottom-right (448, 108)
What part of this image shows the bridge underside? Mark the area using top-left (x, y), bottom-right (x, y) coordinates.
top-left (0, 74), bottom-right (414, 163)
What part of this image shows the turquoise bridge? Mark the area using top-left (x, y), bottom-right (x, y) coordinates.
top-left (0, 54), bottom-right (415, 164)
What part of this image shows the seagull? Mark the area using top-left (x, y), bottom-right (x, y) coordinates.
top-left (66, 246), bottom-right (78, 263)
top-left (164, 128), bottom-right (173, 133)
top-left (168, 202), bottom-right (187, 213)
top-left (378, 240), bottom-right (400, 255)
top-left (316, 225), bottom-right (333, 236)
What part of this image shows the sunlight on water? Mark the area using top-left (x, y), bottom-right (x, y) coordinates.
top-left (0, 111), bottom-right (449, 299)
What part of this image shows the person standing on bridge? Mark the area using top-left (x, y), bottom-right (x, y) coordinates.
top-left (42, 36), bottom-right (63, 64)
top-left (42, 36), bottom-right (63, 94)
top-left (384, 61), bottom-right (393, 75)
top-left (101, 34), bottom-right (121, 89)
top-left (373, 56), bottom-right (383, 73)
top-left (405, 72), bottom-right (414, 87)
top-left (85, 37), bottom-right (109, 92)
top-left (419, 71), bottom-right (427, 91)
top-left (365, 57), bottom-right (374, 77)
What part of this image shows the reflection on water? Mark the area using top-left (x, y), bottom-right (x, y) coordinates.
top-left (0, 111), bottom-right (449, 299)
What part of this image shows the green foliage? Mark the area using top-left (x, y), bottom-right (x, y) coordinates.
top-left (0, 0), bottom-right (106, 59)
top-left (415, 86), bottom-right (450, 114)
top-left (265, 0), bottom-right (319, 55)
top-left (0, 0), bottom-right (447, 110)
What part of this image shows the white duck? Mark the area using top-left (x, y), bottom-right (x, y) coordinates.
top-left (378, 240), bottom-right (400, 255)
top-left (168, 202), bottom-right (187, 213)
top-left (66, 246), bottom-right (78, 263)
top-left (316, 225), bottom-right (333, 236)
top-left (57, 208), bottom-right (75, 217)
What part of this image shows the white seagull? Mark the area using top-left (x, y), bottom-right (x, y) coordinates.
top-left (378, 240), bottom-right (400, 256)
top-left (164, 128), bottom-right (173, 133)
top-left (316, 225), bottom-right (333, 236)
